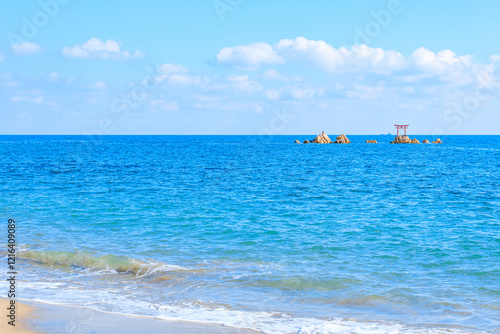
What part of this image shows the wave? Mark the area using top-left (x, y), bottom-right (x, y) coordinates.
top-left (17, 250), bottom-right (185, 277)
top-left (10, 249), bottom-right (492, 333)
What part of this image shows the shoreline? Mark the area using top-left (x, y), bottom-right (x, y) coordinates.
top-left (1, 298), bottom-right (258, 334)
top-left (3, 299), bottom-right (485, 334)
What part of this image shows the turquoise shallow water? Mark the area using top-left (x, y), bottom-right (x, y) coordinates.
top-left (1, 135), bottom-right (499, 333)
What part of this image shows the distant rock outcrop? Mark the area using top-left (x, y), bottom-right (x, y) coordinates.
top-left (295, 140), bottom-right (301, 144)
top-left (411, 138), bottom-right (420, 144)
top-left (334, 134), bottom-right (351, 144)
top-left (422, 139), bottom-right (430, 144)
top-left (303, 139), bottom-right (310, 144)
top-left (311, 131), bottom-right (332, 144)
top-left (390, 135), bottom-right (411, 144)
top-left (433, 138), bottom-right (443, 144)
top-left (366, 140), bottom-right (377, 143)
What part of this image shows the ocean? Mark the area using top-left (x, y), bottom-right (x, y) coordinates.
top-left (1, 135), bottom-right (499, 333)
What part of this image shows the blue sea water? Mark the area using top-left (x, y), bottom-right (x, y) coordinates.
top-left (1, 135), bottom-right (499, 333)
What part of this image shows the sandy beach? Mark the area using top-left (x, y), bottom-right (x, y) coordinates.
top-left (0, 299), bottom-right (40, 334)
top-left (1, 298), bottom-right (257, 333)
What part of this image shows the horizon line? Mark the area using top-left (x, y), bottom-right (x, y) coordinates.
top-left (1, 134), bottom-right (499, 136)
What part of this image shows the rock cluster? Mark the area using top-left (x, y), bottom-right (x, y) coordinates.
top-left (390, 135), bottom-right (412, 144)
top-left (295, 132), bottom-right (351, 144)
top-left (334, 134), bottom-right (351, 144)
top-left (311, 131), bottom-right (332, 144)
top-left (295, 132), bottom-right (443, 145)
top-left (390, 136), bottom-right (442, 144)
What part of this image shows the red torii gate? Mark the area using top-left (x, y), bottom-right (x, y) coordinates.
top-left (394, 124), bottom-right (409, 136)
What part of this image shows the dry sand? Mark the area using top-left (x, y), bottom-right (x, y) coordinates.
top-left (0, 298), bottom-right (40, 334)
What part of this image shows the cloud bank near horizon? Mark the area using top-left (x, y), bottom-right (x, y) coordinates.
top-left (1, 37), bottom-right (500, 135)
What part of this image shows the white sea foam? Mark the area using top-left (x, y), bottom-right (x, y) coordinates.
top-left (150, 303), bottom-right (483, 334)
top-left (0, 277), bottom-right (485, 334)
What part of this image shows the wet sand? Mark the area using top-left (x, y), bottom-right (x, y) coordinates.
top-left (1, 298), bottom-right (258, 333)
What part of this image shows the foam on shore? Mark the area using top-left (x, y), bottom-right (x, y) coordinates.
top-left (7, 249), bottom-right (490, 334)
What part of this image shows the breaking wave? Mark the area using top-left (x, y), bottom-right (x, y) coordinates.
top-left (17, 250), bottom-right (185, 277)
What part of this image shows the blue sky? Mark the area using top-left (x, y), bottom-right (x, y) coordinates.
top-left (1, 0), bottom-right (500, 135)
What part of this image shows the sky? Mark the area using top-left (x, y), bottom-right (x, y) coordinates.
top-left (1, 0), bottom-right (500, 135)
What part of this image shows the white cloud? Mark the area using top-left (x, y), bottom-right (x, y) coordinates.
top-left (216, 37), bottom-right (495, 90)
top-left (227, 74), bottom-right (262, 92)
top-left (290, 88), bottom-right (317, 99)
top-left (264, 85), bottom-right (328, 101)
top-left (217, 42), bottom-right (284, 68)
top-left (410, 47), bottom-right (471, 73)
top-left (11, 96), bottom-right (45, 104)
top-left (491, 55), bottom-right (500, 63)
top-left (276, 37), bottom-right (407, 73)
top-left (275, 37), bottom-right (347, 70)
top-left (345, 84), bottom-right (385, 99)
top-left (262, 69), bottom-right (301, 81)
top-left (88, 81), bottom-right (107, 90)
top-left (4, 40), bottom-right (500, 135)
top-left (167, 74), bottom-right (198, 85)
top-left (12, 42), bottom-right (42, 55)
top-left (217, 37), bottom-right (408, 73)
top-left (154, 63), bottom-right (208, 86)
top-left (263, 69), bottom-right (284, 80)
top-left (62, 38), bottom-right (145, 59)
top-left (266, 89), bottom-right (280, 100)
top-left (47, 72), bottom-right (60, 82)
top-left (11, 90), bottom-right (45, 104)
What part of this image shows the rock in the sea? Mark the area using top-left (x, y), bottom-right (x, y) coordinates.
top-left (334, 134), bottom-right (351, 144)
top-left (366, 140), bottom-right (377, 143)
top-left (411, 138), bottom-right (420, 144)
top-left (433, 138), bottom-right (443, 144)
top-left (303, 139), bottom-right (310, 144)
top-left (390, 135), bottom-right (411, 144)
top-left (295, 140), bottom-right (301, 144)
top-left (422, 139), bottom-right (430, 144)
top-left (311, 131), bottom-right (332, 144)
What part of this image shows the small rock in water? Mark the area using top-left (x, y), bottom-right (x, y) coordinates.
top-left (366, 140), bottom-right (377, 143)
top-left (303, 139), bottom-right (310, 144)
top-left (334, 134), bottom-right (351, 144)
top-left (411, 138), bottom-right (420, 144)
top-left (295, 140), bottom-right (301, 144)
top-left (423, 139), bottom-right (430, 144)
top-left (433, 138), bottom-right (443, 144)
top-left (390, 135), bottom-right (411, 144)
top-left (311, 131), bottom-right (332, 144)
